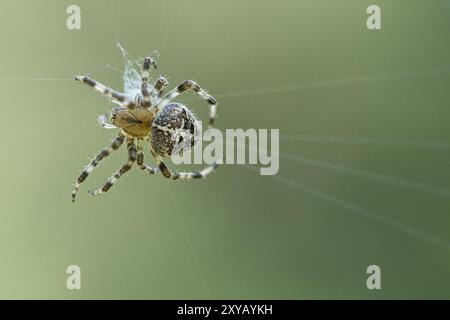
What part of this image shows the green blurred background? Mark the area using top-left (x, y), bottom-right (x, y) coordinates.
top-left (0, 0), bottom-right (449, 299)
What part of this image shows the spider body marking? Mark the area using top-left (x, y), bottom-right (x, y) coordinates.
top-left (151, 102), bottom-right (199, 157)
top-left (71, 50), bottom-right (219, 202)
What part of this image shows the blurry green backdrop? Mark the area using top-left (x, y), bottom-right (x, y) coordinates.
top-left (0, 0), bottom-right (449, 299)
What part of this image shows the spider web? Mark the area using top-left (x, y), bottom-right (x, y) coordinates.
top-left (2, 0), bottom-right (450, 272)
top-left (116, 42), bottom-right (159, 101)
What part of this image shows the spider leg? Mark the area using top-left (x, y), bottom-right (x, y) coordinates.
top-left (98, 114), bottom-right (118, 129)
top-left (136, 138), bottom-right (160, 174)
top-left (158, 80), bottom-right (217, 128)
top-left (149, 146), bottom-right (218, 181)
top-left (140, 56), bottom-right (157, 107)
top-left (72, 132), bottom-right (125, 202)
top-left (150, 76), bottom-right (169, 103)
top-left (89, 137), bottom-right (137, 196)
top-left (75, 75), bottom-right (137, 109)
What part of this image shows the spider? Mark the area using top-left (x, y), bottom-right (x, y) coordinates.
top-left (71, 48), bottom-right (219, 202)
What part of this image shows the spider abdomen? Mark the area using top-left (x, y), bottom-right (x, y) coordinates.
top-left (150, 103), bottom-right (199, 157)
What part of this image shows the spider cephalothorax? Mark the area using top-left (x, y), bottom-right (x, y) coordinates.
top-left (71, 48), bottom-right (219, 202)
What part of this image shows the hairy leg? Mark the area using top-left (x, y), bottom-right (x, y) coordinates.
top-left (75, 75), bottom-right (137, 109)
top-left (150, 146), bottom-right (218, 181)
top-left (72, 133), bottom-right (125, 202)
top-left (137, 139), bottom-right (159, 174)
top-left (158, 80), bottom-right (217, 127)
top-left (141, 56), bottom-right (157, 107)
top-left (89, 137), bottom-right (137, 196)
top-left (150, 76), bottom-right (169, 104)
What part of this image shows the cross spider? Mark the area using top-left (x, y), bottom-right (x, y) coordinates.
top-left (71, 49), bottom-right (219, 202)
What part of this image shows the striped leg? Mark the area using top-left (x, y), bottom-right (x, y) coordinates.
top-left (150, 147), bottom-right (219, 181)
top-left (150, 76), bottom-right (169, 101)
top-left (89, 137), bottom-right (138, 196)
top-left (136, 139), bottom-right (159, 174)
top-left (75, 75), bottom-right (137, 109)
top-left (141, 56), bottom-right (157, 107)
top-left (72, 133), bottom-right (125, 202)
top-left (158, 80), bottom-right (217, 127)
